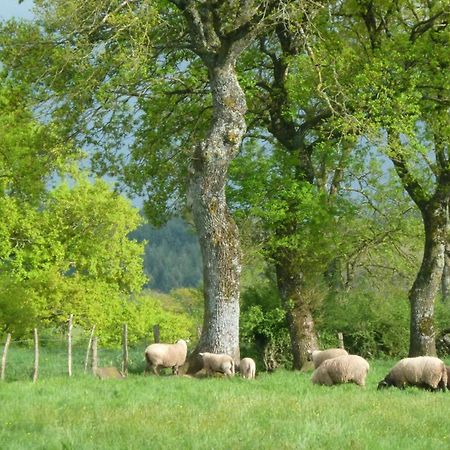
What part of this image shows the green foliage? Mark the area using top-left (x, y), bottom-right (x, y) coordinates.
top-left (118, 291), bottom-right (196, 346)
top-left (0, 72), bottom-right (78, 202)
top-left (239, 278), bottom-right (292, 369)
top-left (317, 288), bottom-right (411, 358)
top-left (0, 177), bottom-right (149, 340)
top-left (0, 0), bottom-right (208, 223)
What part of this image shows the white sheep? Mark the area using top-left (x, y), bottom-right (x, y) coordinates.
top-left (199, 352), bottom-right (235, 376)
top-left (144, 339), bottom-right (188, 375)
top-left (309, 348), bottom-right (348, 369)
top-left (311, 354), bottom-right (369, 386)
top-left (240, 357), bottom-right (256, 379)
top-left (378, 356), bottom-right (447, 391)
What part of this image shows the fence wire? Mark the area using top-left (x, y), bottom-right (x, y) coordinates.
top-left (1, 333), bottom-right (150, 382)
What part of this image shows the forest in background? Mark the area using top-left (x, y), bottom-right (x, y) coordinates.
top-left (132, 217), bottom-right (202, 293)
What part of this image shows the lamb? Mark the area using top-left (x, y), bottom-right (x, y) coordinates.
top-left (144, 339), bottom-right (188, 375)
top-left (378, 356), bottom-right (447, 391)
top-left (309, 348), bottom-right (348, 369)
top-left (94, 367), bottom-right (124, 380)
top-left (240, 357), bottom-right (256, 379)
top-left (199, 352), bottom-right (235, 376)
top-left (311, 354), bottom-right (369, 386)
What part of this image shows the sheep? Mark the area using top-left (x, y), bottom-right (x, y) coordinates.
top-left (378, 356), bottom-right (447, 391)
top-left (144, 339), bottom-right (187, 375)
top-left (309, 348), bottom-right (349, 369)
top-left (311, 354), bottom-right (369, 386)
top-left (240, 357), bottom-right (256, 379)
top-left (94, 367), bottom-right (124, 380)
top-left (199, 352), bottom-right (235, 376)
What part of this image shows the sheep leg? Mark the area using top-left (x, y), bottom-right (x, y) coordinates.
top-left (172, 365), bottom-right (179, 375)
top-left (152, 365), bottom-right (159, 376)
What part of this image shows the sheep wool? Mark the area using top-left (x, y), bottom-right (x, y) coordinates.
top-left (240, 357), bottom-right (256, 379)
top-left (144, 339), bottom-right (188, 375)
top-left (311, 348), bottom-right (348, 369)
top-left (311, 354), bottom-right (369, 386)
top-left (378, 356), bottom-right (447, 391)
top-left (199, 352), bottom-right (235, 376)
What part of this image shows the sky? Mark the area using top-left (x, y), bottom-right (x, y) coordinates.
top-left (0, 0), bottom-right (34, 20)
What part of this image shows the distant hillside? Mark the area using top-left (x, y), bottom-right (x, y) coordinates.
top-left (131, 217), bottom-right (202, 292)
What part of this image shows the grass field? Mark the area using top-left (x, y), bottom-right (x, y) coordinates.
top-left (1, 348), bottom-right (449, 450)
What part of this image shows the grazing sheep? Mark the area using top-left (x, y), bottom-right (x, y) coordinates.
top-left (312, 354), bottom-right (369, 386)
top-left (199, 352), bottom-right (235, 376)
top-left (94, 367), bottom-right (124, 380)
top-left (240, 357), bottom-right (256, 379)
top-left (144, 339), bottom-right (188, 375)
top-left (309, 348), bottom-right (348, 369)
top-left (378, 356), bottom-right (447, 391)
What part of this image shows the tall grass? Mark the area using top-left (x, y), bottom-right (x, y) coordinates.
top-left (1, 348), bottom-right (449, 449)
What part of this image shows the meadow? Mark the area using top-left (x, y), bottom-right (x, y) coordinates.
top-left (1, 347), bottom-right (450, 450)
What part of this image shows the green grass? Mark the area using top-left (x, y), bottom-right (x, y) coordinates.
top-left (1, 350), bottom-right (450, 449)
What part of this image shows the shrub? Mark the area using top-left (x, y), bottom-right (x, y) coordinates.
top-left (316, 289), bottom-right (410, 358)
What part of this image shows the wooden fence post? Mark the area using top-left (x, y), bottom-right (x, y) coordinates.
top-left (337, 332), bottom-right (344, 349)
top-left (84, 325), bottom-right (96, 374)
top-left (153, 324), bottom-right (160, 343)
top-left (1, 333), bottom-right (11, 381)
top-left (122, 323), bottom-right (128, 377)
top-left (33, 328), bottom-right (39, 383)
top-left (92, 336), bottom-right (98, 375)
top-left (68, 314), bottom-right (73, 377)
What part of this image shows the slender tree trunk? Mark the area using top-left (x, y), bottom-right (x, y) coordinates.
top-left (276, 261), bottom-right (318, 369)
top-left (187, 62), bottom-right (245, 373)
top-left (442, 245), bottom-right (450, 302)
top-left (409, 206), bottom-right (446, 356)
top-left (441, 202), bottom-right (450, 302)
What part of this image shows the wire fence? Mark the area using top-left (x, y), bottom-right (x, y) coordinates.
top-left (1, 322), bottom-right (160, 382)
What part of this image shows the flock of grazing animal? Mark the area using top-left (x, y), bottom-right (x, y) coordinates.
top-left (309, 348), bottom-right (449, 391)
top-left (96, 339), bottom-right (450, 391)
top-left (143, 339), bottom-right (256, 378)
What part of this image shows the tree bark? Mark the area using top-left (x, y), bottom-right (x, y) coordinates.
top-left (186, 61), bottom-right (245, 373)
top-left (408, 205), bottom-right (446, 356)
top-left (441, 245), bottom-right (450, 302)
top-left (441, 202), bottom-right (450, 302)
top-left (276, 261), bottom-right (318, 369)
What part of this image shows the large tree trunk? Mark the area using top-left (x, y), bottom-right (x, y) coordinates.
top-left (409, 205), bottom-right (446, 356)
top-left (276, 261), bottom-right (318, 370)
top-left (186, 62), bottom-right (246, 373)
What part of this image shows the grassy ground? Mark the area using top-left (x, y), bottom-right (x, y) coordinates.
top-left (1, 349), bottom-right (449, 450)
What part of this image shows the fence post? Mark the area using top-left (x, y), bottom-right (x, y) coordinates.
top-left (84, 325), bottom-right (96, 374)
top-left (337, 332), bottom-right (344, 349)
top-left (92, 336), bottom-right (98, 375)
top-left (122, 323), bottom-right (128, 377)
top-left (1, 333), bottom-right (11, 381)
top-left (153, 324), bottom-right (160, 343)
top-left (33, 328), bottom-right (39, 383)
top-left (68, 314), bottom-right (73, 377)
